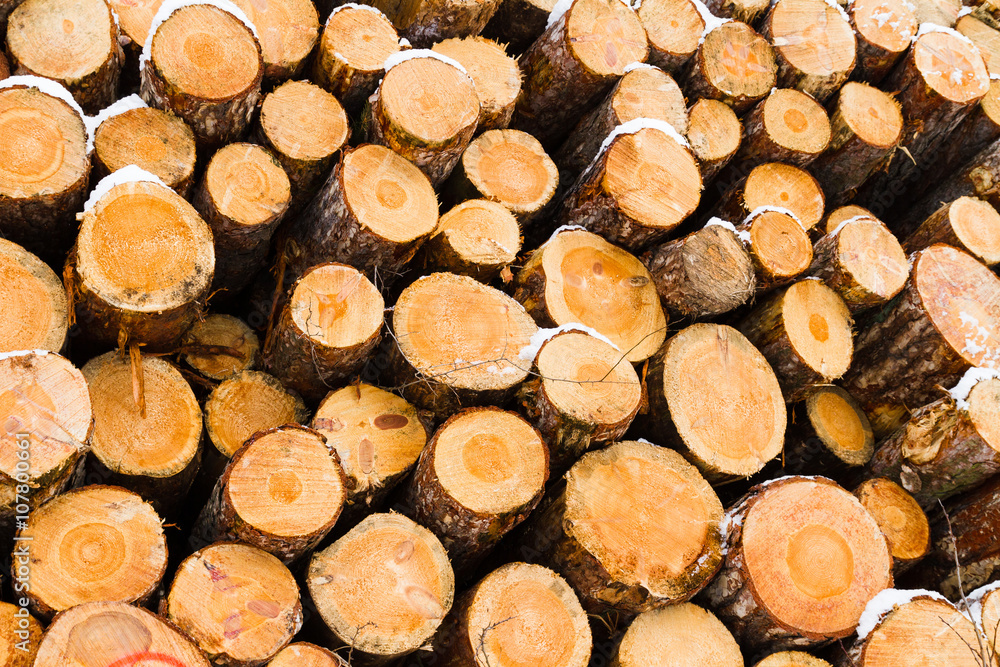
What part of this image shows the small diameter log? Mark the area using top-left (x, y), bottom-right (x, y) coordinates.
top-left (231, 0), bottom-right (318, 79)
top-left (711, 162), bottom-right (826, 233)
top-left (703, 0), bottom-right (769, 23)
top-left (684, 21), bottom-right (777, 114)
top-left (366, 52), bottom-right (479, 186)
top-left (903, 196), bottom-right (1000, 267)
top-left (254, 80), bottom-right (348, 207)
top-left (415, 199), bottom-right (521, 282)
top-left (268, 643), bottom-right (347, 667)
top-left (432, 36), bottom-right (521, 132)
top-left (554, 64), bottom-right (689, 178)
top-left (307, 513), bottom-right (455, 664)
top-left (194, 425), bottom-right (346, 562)
top-left (263, 263), bottom-right (384, 404)
top-left (312, 383), bottom-right (427, 522)
top-left (69, 176), bottom-right (214, 351)
top-left (140, 2), bottom-right (264, 148)
top-left (511, 0), bottom-right (650, 147)
top-left (865, 369), bottom-right (1000, 504)
top-left (106, 0), bottom-right (157, 54)
top-left (312, 4), bottom-right (400, 113)
top-left (761, 0), bottom-right (857, 103)
top-left (781, 384), bottom-right (875, 475)
top-left (732, 88), bottom-right (831, 171)
top-left (822, 204), bottom-right (878, 236)
top-left (180, 314), bottom-right (260, 382)
top-left (0, 82), bottom-right (89, 259)
top-left (401, 408), bottom-right (548, 577)
top-left (17, 485), bottom-right (166, 619)
top-left (842, 244), bottom-right (1000, 438)
top-left (735, 208), bottom-right (814, 293)
top-left (517, 330), bottom-right (642, 474)
top-left (809, 82), bottom-right (904, 207)
top-left (33, 601), bottom-right (211, 667)
top-left (388, 272), bottom-right (537, 417)
top-left (81, 352), bottom-right (202, 513)
top-left (0, 601), bottom-right (42, 667)
top-left (431, 562), bottom-right (592, 667)
top-left (634, 0), bottom-right (704, 73)
top-left (6, 0), bottom-right (123, 113)
top-left (92, 106), bottom-right (197, 199)
top-left (554, 123), bottom-right (702, 251)
top-left (194, 142), bottom-right (290, 296)
top-left (166, 543), bottom-right (302, 666)
top-left (0, 239), bottom-right (67, 352)
top-left (853, 478), bottom-right (931, 573)
top-left (611, 603), bottom-right (743, 667)
top-left (704, 476), bottom-right (893, 653)
top-left (513, 228), bottom-right (666, 362)
top-left (444, 129), bottom-right (559, 225)
top-left (686, 97), bottom-right (742, 183)
top-left (641, 323), bottom-right (786, 479)
top-left (519, 440), bottom-right (725, 612)
top-left (755, 653), bottom-right (832, 667)
top-left (848, 0), bottom-right (918, 83)
top-left (808, 216), bottom-right (909, 312)
top-left (642, 220), bottom-right (756, 319)
top-left (369, 0), bottom-right (502, 46)
top-left (285, 144), bottom-right (439, 285)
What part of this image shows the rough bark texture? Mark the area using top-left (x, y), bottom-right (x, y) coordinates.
top-left (702, 0), bottom-right (769, 23)
top-left (386, 0), bottom-right (504, 47)
top-left (848, 0), bottom-right (916, 84)
top-left (481, 0), bottom-right (551, 55)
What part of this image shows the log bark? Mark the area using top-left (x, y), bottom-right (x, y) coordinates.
top-left (414, 199), bottom-right (521, 282)
top-left (853, 477), bottom-right (931, 574)
top-left (0, 238), bottom-right (67, 353)
top-left (974, 583), bottom-right (1000, 657)
top-left (702, 0), bottom-right (769, 23)
top-left (432, 36), bottom-right (521, 132)
top-left (709, 162), bottom-right (826, 233)
top-left (902, 195), bottom-right (1000, 267)
top-left (370, 0), bottom-right (503, 46)
top-left (848, 0), bottom-right (917, 84)
top-left (231, 0), bottom-right (319, 80)
top-left (0, 602), bottom-right (42, 667)
top-left (179, 314), bottom-right (260, 382)
top-left (780, 384), bottom-right (875, 475)
top-left (683, 21), bottom-right (777, 114)
top-left (611, 603), bottom-right (743, 667)
top-left (686, 97), bottom-right (742, 184)
top-left (734, 208), bottom-right (814, 293)
top-left (754, 652), bottom-right (833, 667)
top-left (635, 0), bottom-right (704, 73)
top-left (268, 643), bottom-right (348, 666)
top-left (731, 88), bottom-right (831, 171)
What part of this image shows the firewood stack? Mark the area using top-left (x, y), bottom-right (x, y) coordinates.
top-left (6, 0), bottom-right (1000, 663)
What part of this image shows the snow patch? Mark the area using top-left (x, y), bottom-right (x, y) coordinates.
top-left (545, 224), bottom-right (588, 244)
top-left (966, 581), bottom-right (1000, 626)
top-left (958, 5), bottom-right (973, 18)
top-left (547, 0), bottom-right (575, 28)
top-left (518, 323), bottom-right (621, 361)
top-left (856, 589), bottom-right (950, 640)
top-left (914, 22), bottom-right (978, 51)
top-left (140, 0), bottom-right (259, 71)
top-left (0, 76), bottom-right (88, 147)
top-left (84, 165), bottom-right (169, 212)
top-left (624, 61), bottom-right (658, 73)
top-left (743, 205), bottom-right (802, 228)
top-left (327, 2), bottom-right (386, 25)
top-left (821, 0), bottom-right (851, 24)
top-left (383, 48), bottom-right (467, 75)
top-left (84, 94), bottom-right (147, 152)
top-left (828, 214), bottom-right (878, 238)
top-left (949, 366), bottom-right (1000, 410)
top-left (399, 37), bottom-right (411, 48)
top-left (0, 350), bottom-right (50, 361)
top-left (692, 0), bottom-right (732, 43)
top-left (705, 217), bottom-right (751, 243)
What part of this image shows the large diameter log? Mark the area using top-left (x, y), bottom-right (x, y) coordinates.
top-left (231, 0), bottom-right (318, 80)
top-left (269, 643), bottom-right (347, 667)
top-left (17, 485), bottom-right (166, 619)
top-left (180, 314), bottom-right (260, 382)
top-left (735, 208), bottom-right (814, 292)
top-left (432, 36), bottom-right (522, 132)
top-left (635, 0), bottom-right (703, 73)
top-left (431, 562), bottom-right (592, 667)
top-left (683, 21), bottom-right (777, 114)
top-left (853, 478), bottom-right (931, 573)
top-left (849, 0), bottom-right (918, 83)
top-left (307, 513), bottom-right (455, 665)
top-left (781, 384), bottom-right (874, 475)
top-left (732, 88), bottom-right (831, 171)
top-left (903, 195), bottom-right (1000, 267)
top-left (0, 601), bottom-right (41, 667)
top-left (0, 239), bottom-right (67, 353)
top-left (369, 0), bottom-right (502, 46)
top-left (387, 272), bottom-right (537, 417)
top-left (68, 175), bottom-right (214, 351)
top-left (140, 2), bottom-right (263, 148)
top-left (703, 476), bottom-right (893, 652)
top-left (686, 97), bottom-right (741, 183)
top-left (511, 0), bottom-right (649, 147)
top-left (711, 162), bottom-right (826, 232)
top-left (611, 603), bottom-right (743, 667)
top-left (415, 199), bottom-right (521, 282)
top-left (6, 0), bottom-right (123, 113)
top-left (518, 440), bottom-right (725, 612)
top-left (842, 244), bottom-right (1000, 437)
top-left (513, 228), bottom-right (666, 362)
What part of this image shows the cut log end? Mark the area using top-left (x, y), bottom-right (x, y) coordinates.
top-left (614, 603), bottom-right (743, 667)
top-left (753, 652), bottom-right (833, 667)
top-left (823, 217), bottom-right (909, 307)
top-left (0, 602), bottom-right (42, 666)
top-left (839, 81), bottom-right (904, 149)
top-left (853, 478), bottom-right (930, 565)
top-left (612, 65), bottom-right (690, 136)
top-left (432, 37), bottom-right (521, 131)
top-left (313, 4), bottom-right (398, 108)
top-left (699, 22), bottom-right (778, 108)
top-left (231, 0), bottom-right (319, 79)
top-left (180, 314), bottom-right (260, 381)
top-left (744, 162), bottom-right (826, 230)
top-left (637, 0), bottom-right (704, 71)
top-left (760, 88), bottom-right (832, 158)
top-left (0, 239), bottom-right (67, 353)
top-left (824, 205), bottom-right (877, 235)
top-left (980, 586), bottom-right (1000, 656)
top-left (454, 129), bottom-right (558, 217)
top-left (913, 30), bottom-right (991, 104)
top-left (268, 642), bottom-right (347, 666)
top-left (852, 596), bottom-right (981, 666)
top-left (686, 98), bottom-right (741, 179)
top-left (205, 142), bottom-right (291, 229)
top-left (805, 385), bottom-right (874, 466)
top-left (768, 0), bottom-right (857, 100)
top-left (784, 280), bottom-right (854, 382)
top-left (740, 209), bottom-right (814, 285)
top-left (419, 199), bottom-right (521, 281)
top-left (852, 0), bottom-right (918, 55)
top-left (905, 196), bottom-right (1000, 266)
top-left (565, 0), bottom-right (649, 77)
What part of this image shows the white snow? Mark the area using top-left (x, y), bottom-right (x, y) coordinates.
top-left (821, 0), bottom-right (851, 24)
top-left (856, 589), bottom-right (950, 640)
top-left (327, 2), bottom-right (386, 24)
top-left (949, 366), bottom-right (1000, 410)
top-left (547, 0), bottom-right (575, 29)
top-left (914, 22), bottom-right (978, 51)
top-left (743, 205), bottom-right (803, 228)
top-left (966, 581), bottom-right (1000, 626)
top-left (399, 37), bottom-right (411, 48)
top-left (545, 224), bottom-right (588, 244)
top-left (958, 6), bottom-right (974, 18)
top-left (84, 94), bottom-right (147, 152)
top-left (692, 0), bottom-right (732, 43)
top-left (596, 118), bottom-right (690, 167)
top-left (636, 437), bottom-right (654, 445)
top-left (383, 48), bottom-right (467, 75)
top-left (517, 323), bottom-right (621, 361)
top-left (140, 0), bottom-right (259, 71)
top-left (83, 165), bottom-right (169, 212)
top-left (705, 217), bottom-right (751, 243)
top-left (828, 214), bottom-right (878, 238)
top-left (0, 350), bottom-right (50, 361)
top-left (624, 61), bottom-right (658, 73)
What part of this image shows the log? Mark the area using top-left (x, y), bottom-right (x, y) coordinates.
top-left (711, 162), bottom-right (826, 233)
top-left (513, 228), bottom-right (666, 362)
top-left (401, 407), bottom-right (548, 577)
top-left (902, 196), bottom-right (1000, 267)
top-left (81, 351), bottom-right (202, 514)
top-left (432, 36), bottom-right (521, 132)
top-left (641, 323), bottom-right (786, 479)
top-left (808, 82), bottom-right (904, 206)
top-left (703, 476), bottom-right (893, 653)
top-left (369, 0), bottom-right (503, 46)
top-left (554, 63), bottom-right (689, 179)
top-left (179, 313), bottom-right (260, 382)
top-left (517, 330), bottom-right (641, 474)
top-left (33, 601), bottom-right (211, 667)
top-left (5, 0), bottom-right (123, 113)
top-left (807, 216), bottom-right (909, 313)
top-left (0, 81), bottom-right (89, 260)
top-left (268, 643), bottom-right (347, 667)
top-left (307, 512), bottom-right (455, 664)
top-left (735, 208), bottom-right (814, 293)
top-left (444, 128), bottom-right (559, 225)
top-left (821, 203), bottom-right (878, 236)
top-left (754, 653), bottom-right (833, 667)
top-left (958, 13), bottom-right (1000, 76)
top-left (732, 88), bottom-right (831, 171)
top-left (194, 424), bottom-right (346, 562)
top-left (703, 0), bottom-right (769, 23)
top-left (414, 199), bottom-right (521, 282)
top-left (683, 21), bottom-right (778, 114)
top-left (16, 485), bottom-right (166, 619)
top-left (68, 174), bottom-right (214, 351)
top-left (0, 50), bottom-right (8, 79)
top-left (518, 440), bottom-right (725, 611)
top-left (781, 384), bottom-right (874, 475)
top-left (510, 0), bottom-right (650, 148)
top-left (642, 220), bottom-right (756, 319)
top-left (0, 238), bottom-right (67, 353)
top-left (553, 122), bottom-right (702, 251)
top-left (387, 272), bottom-right (537, 417)
top-left (140, 2), bottom-right (264, 148)
top-left (481, 0), bottom-right (552, 55)
top-left (848, 0), bottom-right (918, 84)
top-left (430, 562), bottom-right (592, 667)
top-left (366, 51), bottom-right (479, 186)
top-left (254, 79), bottom-right (348, 208)
top-left (230, 0), bottom-right (319, 80)
top-left (853, 477), bottom-right (931, 573)
top-left (686, 97), bottom-right (742, 184)
top-left (761, 0), bottom-right (857, 103)
top-left (165, 542), bottom-right (302, 666)
top-left (312, 3), bottom-right (400, 113)
top-left (0, 601), bottom-right (41, 667)
top-left (634, 0), bottom-right (704, 74)
top-left (842, 244), bottom-right (1000, 438)
top-left (311, 383), bottom-right (427, 524)
top-left (908, 0), bottom-right (961, 26)
top-left (611, 603), bottom-right (743, 667)
top-left (263, 263), bottom-right (384, 404)
top-left (974, 583), bottom-right (1000, 656)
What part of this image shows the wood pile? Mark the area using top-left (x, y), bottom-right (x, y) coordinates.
top-left (7, 0), bottom-right (1000, 664)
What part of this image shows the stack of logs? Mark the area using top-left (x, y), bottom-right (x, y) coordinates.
top-left (6, 0), bottom-right (1000, 664)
